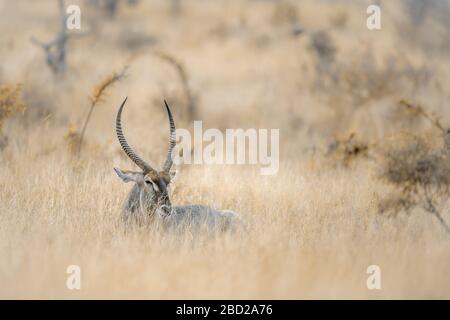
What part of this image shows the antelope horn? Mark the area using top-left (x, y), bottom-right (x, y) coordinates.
top-left (162, 100), bottom-right (176, 173)
top-left (116, 97), bottom-right (157, 176)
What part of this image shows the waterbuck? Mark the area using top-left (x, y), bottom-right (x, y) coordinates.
top-left (114, 98), bottom-right (240, 232)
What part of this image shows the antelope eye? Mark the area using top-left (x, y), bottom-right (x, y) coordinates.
top-left (145, 180), bottom-right (160, 192)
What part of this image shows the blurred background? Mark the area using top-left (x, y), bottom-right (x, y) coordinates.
top-left (1, 0), bottom-right (449, 162)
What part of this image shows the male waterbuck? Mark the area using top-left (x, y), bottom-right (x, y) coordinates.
top-left (114, 98), bottom-right (240, 232)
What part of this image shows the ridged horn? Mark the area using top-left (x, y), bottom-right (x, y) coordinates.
top-left (162, 100), bottom-right (176, 173)
top-left (116, 97), bottom-right (157, 176)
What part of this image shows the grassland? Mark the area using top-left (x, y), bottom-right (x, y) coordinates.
top-left (0, 0), bottom-right (450, 299)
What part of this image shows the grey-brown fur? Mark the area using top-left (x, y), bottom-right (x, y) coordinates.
top-left (114, 98), bottom-right (240, 233)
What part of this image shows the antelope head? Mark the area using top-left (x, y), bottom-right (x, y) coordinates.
top-left (114, 97), bottom-right (176, 218)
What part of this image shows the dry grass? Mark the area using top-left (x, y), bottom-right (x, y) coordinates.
top-left (1, 0), bottom-right (450, 299)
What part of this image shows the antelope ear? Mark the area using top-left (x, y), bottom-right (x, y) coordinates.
top-left (114, 168), bottom-right (143, 183)
top-left (169, 169), bottom-right (177, 181)
top-left (166, 169), bottom-right (178, 184)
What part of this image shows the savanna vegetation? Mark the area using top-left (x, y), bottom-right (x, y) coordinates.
top-left (1, 0), bottom-right (450, 299)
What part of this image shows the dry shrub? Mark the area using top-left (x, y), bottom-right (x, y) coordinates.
top-left (445, 129), bottom-right (450, 156)
top-left (0, 84), bottom-right (25, 149)
top-left (381, 138), bottom-right (450, 190)
top-left (379, 136), bottom-right (450, 233)
top-left (326, 132), bottom-right (370, 167)
top-left (0, 84), bottom-right (25, 130)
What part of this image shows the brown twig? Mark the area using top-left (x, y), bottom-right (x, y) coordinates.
top-left (152, 50), bottom-right (196, 121)
top-left (399, 100), bottom-right (446, 134)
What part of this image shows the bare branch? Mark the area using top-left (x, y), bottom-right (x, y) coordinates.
top-left (31, 0), bottom-right (83, 75)
top-left (152, 50), bottom-right (197, 121)
top-left (399, 100), bottom-right (446, 135)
